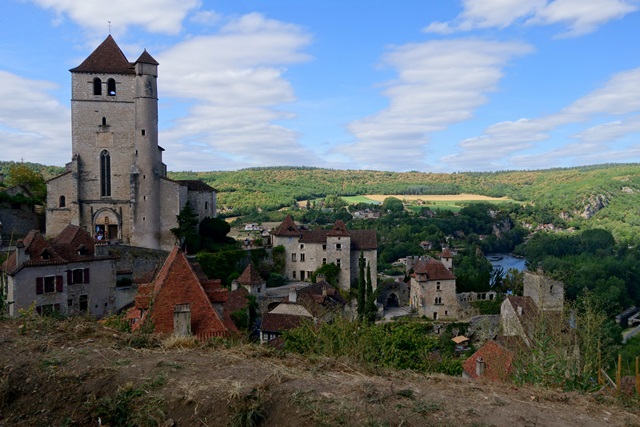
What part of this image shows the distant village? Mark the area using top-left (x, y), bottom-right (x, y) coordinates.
top-left (1, 36), bottom-right (639, 389)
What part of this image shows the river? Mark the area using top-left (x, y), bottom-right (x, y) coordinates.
top-left (485, 253), bottom-right (526, 272)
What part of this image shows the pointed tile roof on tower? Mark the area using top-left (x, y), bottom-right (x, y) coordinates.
top-left (327, 220), bottom-right (351, 237)
top-left (237, 263), bottom-right (264, 286)
top-left (70, 35), bottom-right (135, 74)
top-left (273, 215), bottom-right (301, 237)
top-left (135, 49), bottom-right (159, 65)
top-left (413, 258), bottom-right (456, 280)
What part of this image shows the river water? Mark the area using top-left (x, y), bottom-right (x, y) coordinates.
top-left (485, 253), bottom-right (526, 272)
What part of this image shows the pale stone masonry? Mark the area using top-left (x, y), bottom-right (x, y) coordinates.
top-left (46, 36), bottom-right (216, 251)
top-left (271, 215), bottom-right (377, 291)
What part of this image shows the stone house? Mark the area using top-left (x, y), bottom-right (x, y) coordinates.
top-left (46, 35), bottom-right (216, 251)
top-left (231, 263), bottom-right (265, 297)
top-left (1, 225), bottom-right (117, 318)
top-left (271, 215), bottom-right (377, 291)
top-left (500, 296), bottom-right (539, 346)
top-left (127, 247), bottom-right (239, 338)
top-left (523, 270), bottom-right (564, 312)
top-left (409, 257), bottom-right (457, 320)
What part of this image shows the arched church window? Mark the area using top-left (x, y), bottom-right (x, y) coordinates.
top-left (107, 78), bottom-right (116, 96)
top-left (100, 150), bottom-right (111, 197)
top-left (93, 78), bottom-right (102, 95)
top-left (59, 195), bottom-right (66, 208)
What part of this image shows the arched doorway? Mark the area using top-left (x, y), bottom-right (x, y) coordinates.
top-left (386, 293), bottom-right (399, 308)
top-left (93, 208), bottom-right (120, 241)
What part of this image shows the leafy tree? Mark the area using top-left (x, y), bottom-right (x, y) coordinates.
top-left (310, 263), bottom-right (340, 287)
top-left (382, 197), bottom-right (404, 213)
top-left (6, 161), bottom-right (46, 202)
top-left (364, 262), bottom-right (377, 323)
top-left (272, 245), bottom-right (286, 275)
top-left (171, 201), bottom-right (200, 252)
top-left (266, 273), bottom-right (287, 288)
top-left (199, 216), bottom-right (233, 249)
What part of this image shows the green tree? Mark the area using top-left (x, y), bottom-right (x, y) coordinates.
top-left (382, 197), bottom-right (404, 213)
top-left (6, 161), bottom-right (46, 202)
top-left (171, 201), bottom-right (200, 253)
top-left (199, 216), bottom-right (232, 249)
top-left (357, 252), bottom-right (366, 320)
top-left (364, 262), bottom-right (377, 323)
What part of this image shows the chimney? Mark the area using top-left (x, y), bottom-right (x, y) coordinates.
top-left (289, 287), bottom-right (297, 303)
top-left (15, 240), bottom-right (27, 266)
top-left (322, 285), bottom-right (327, 296)
top-left (476, 356), bottom-right (485, 377)
top-left (517, 305), bottom-right (523, 316)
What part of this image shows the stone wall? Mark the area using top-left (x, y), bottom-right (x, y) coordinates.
top-left (0, 206), bottom-right (42, 242)
top-left (96, 244), bottom-right (169, 280)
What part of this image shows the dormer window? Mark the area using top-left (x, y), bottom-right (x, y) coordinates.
top-left (93, 78), bottom-right (102, 95)
top-left (107, 78), bottom-right (116, 96)
top-left (40, 249), bottom-right (50, 260)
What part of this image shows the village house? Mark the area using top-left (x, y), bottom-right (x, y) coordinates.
top-left (462, 340), bottom-right (515, 382)
top-left (45, 35), bottom-right (216, 251)
top-left (259, 281), bottom-right (346, 343)
top-left (231, 263), bottom-right (266, 296)
top-left (271, 215), bottom-right (377, 290)
top-left (127, 247), bottom-right (243, 338)
top-left (1, 225), bottom-right (117, 318)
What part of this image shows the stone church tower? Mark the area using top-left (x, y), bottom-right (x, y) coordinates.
top-left (46, 36), bottom-right (216, 250)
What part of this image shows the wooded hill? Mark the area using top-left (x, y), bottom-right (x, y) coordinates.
top-left (169, 164), bottom-right (640, 242)
top-left (3, 161), bottom-right (639, 242)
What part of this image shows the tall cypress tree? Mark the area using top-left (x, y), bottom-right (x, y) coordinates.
top-left (365, 261), bottom-right (376, 323)
top-left (357, 252), bottom-right (366, 320)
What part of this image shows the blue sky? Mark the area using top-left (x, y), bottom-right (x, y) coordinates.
top-left (1, 0), bottom-right (640, 172)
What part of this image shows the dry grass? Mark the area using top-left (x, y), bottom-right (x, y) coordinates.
top-left (161, 335), bottom-right (199, 349)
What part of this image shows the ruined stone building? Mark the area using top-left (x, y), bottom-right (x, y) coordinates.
top-left (46, 36), bottom-right (216, 251)
top-left (271, 215), bottom-right (377, 290)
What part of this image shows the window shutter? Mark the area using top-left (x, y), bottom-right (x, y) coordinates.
top-left (56, 276), bottom-right (64, 293)
top-left (67, 269), bottom-right (72, 285)
top-left (84, 268), bottom-right (90, 284)
top-left (36, 277), bottom-right (44, 295)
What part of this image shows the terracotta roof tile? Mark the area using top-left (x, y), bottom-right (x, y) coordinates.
top-left (261, 312), bottom-right (308, 332)
top-left (462, 340), bottom-right (514, 382)
top-left (327, 220), bottom-right (351, 237)
top-left (414, 258), bottom-right (456, 280)
top-left (273, 215), bottom-right (301, 237)
top-left (236, 263), bottom-right (264, 286)
top-left (70, 35), bottom-right (135, 75)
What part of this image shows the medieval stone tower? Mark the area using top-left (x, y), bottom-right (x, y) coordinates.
top-left (46, 36), bottom-right (216, 250)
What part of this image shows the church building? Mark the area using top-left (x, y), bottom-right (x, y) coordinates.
top-left (46, 36), bottom-right (216, 250)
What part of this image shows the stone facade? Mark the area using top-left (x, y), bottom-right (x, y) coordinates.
top-left (409, 257), bottom-right (458, 320)
top-left (523, 270), bottom-right (564, 312)
top-left (271, 216), bottom-right (377, 291)
top-left (46, 36), bottom-right (216, 251)
top-left (1, 225), bottom-right (117, 318)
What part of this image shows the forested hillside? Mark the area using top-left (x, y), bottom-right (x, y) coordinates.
top-left (169, 164), bottom-right (640, 241)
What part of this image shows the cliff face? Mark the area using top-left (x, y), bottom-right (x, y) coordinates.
top-left (580, 194), bottom-right (610, 219)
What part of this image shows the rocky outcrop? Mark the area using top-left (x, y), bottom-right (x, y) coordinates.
top-left (580, 194), bottom-right (609, 219)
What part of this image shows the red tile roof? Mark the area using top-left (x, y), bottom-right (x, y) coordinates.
top-left (236, 263), bottom-right (264, 286)
top-left (441, 248), bottom-right (453, 258)
top-left (133, 247), bottom-right (237, 336)
top-left (327, 220), bottom-right (351, 237)
top-left (273, 215), bottom-right (301, 237)
top-left (413, 258), bottom-right (456, 280)
top-left (261, 312), bottom-right (308, 333)
top-left (277, 217), bottom-right (377, 250)
top-left (2, 225), bottom-right (108, 275)
top-left (462, 340), bottom-right (514, 382)
top-left (70, 35), bottom-right (135, 74)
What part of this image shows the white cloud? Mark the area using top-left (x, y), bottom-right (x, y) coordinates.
top-left (190, 10), bottom-right (221, 26)
top-left (339, 39), bottom-right (532, 170)
top-left (425, 0), bottom-right (638, 37)
top-left (29, 0), bottom-right (200, 35)
top-left (157, 13), bottom-right (320, 170)
top-left (442, 68), bottom-right (640, 170)
top-left (0, 71), bottom-right (70, 165)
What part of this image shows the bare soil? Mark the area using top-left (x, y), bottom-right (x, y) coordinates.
top-left (0, 317), bottom-right (638, 427)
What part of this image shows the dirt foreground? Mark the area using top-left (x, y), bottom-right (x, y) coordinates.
top-left (0, 318), bottom-right (638, 427)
